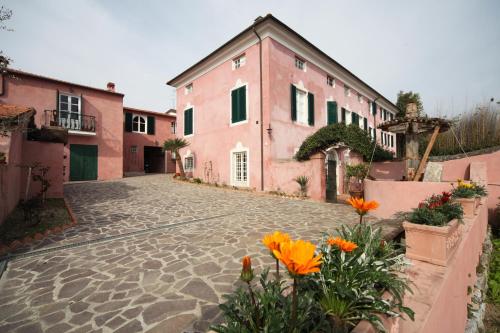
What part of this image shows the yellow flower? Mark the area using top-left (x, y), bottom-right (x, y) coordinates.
top-left (327, 236), bottom-right (358, 252)
top-left (262, 231), bottom-right (290, 253)
top-left (347, 197), bottom-right (379, 216)
top-left (273, 240), bottom-right (322, 276)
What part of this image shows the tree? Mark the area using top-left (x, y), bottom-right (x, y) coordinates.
top-left (396, 91), bottom-right (424, 118)
top-left (0, 6), bottom-right (13, 74)
top-left (163, 138), bottom-right (189, 180)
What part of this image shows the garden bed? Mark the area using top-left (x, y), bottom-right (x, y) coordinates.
top-left (0, 198), bottom-right (75, 254)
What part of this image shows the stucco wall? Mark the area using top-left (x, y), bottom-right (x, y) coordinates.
top-left (123, 109), bottom-right (176, 174)
top-left (0, 130), bottom-right (23, 223)
top-left (0, 73), bottom-right (124, 181)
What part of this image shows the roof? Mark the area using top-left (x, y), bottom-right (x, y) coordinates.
top-left (5, 68), bottom-right (125, 97)
top-left (124, 106), bottom-right (176, 118)
top-left (167, 14), bottom-right (398, 111)
top-left (0, 103), bottom-right (36, 119)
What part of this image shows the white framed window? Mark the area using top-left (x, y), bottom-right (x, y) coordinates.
top-left (171, 121), bottom-right (176, 134)
top-left (232, 151), bottom-right (248, 187)
top-left (130, 146), bottom-right (137, 153)
top-left (295, 57), bottom-right (306, 71)
top-left (296, 88), bottom-right (308, 125)
top-left (344, 86), bottom-right (351, 97)
top-left (58, 93), bottom-right (81, 130)
top-left (185, 83), bottom-right (193, 95)
top-left (132, 114), bottom-right (147, 133)
top-left (232, 55), bottom-right (246, 69)
top-left (327, 76), bottom-right (335, 87)
top-left (184, 156), bottom-right (194, 171)
top-left (345, 109), bottom-right (352, 125)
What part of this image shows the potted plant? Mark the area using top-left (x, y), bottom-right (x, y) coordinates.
top-left (471, 181), bottom-right (488, 210)
top-left (451, 180), bottom-right (477, 217)
top-left (345, 164), bottom-right (369, 199)
top-left (403, 192), bottom-right (463, 266)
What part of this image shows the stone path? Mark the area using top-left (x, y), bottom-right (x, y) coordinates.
top-left (0, 175), bottom-right (399, 332)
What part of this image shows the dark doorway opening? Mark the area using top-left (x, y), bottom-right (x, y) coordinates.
top-left (144, 146), bottom-right (165, 173)
top-left (326, 158), bottom-right (337, 203)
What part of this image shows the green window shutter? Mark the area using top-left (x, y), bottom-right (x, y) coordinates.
top-left (341, 108), bottom-right (346, 123)
top-left (147, 116), bottom-right (155, 135)
top-left (232, 86), bottom-right (247, 123)
top-left (372, 102), bottom-right (377, 116)
top-left (291, 84), bottom-right (297, 121)
top-left (231, 89), bottom-right (238, 123)
top-left (327, 101), bottom-right (338, 125)
top-left (363, 117), bottom-right (368, 131)
top-left (184, 108), bottom-right (193, 135)
top-left (125, 112), bottom-right (133, 132)
top-left (307, 92), bottom-right (314, 126)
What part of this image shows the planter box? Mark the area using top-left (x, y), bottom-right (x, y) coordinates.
top-left (456, 197), bottom-right (476, 218)
top-left (403, 219), bottom-right (462, 266)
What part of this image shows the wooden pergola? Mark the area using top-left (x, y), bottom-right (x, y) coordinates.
top-left (378, 103), bottom-right (451, 181)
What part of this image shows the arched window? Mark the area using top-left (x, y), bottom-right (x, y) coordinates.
top-left (132, 115), bottom-right (146, 133)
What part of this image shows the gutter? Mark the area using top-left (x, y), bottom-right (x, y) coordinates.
top-left (253, 18), bottom-right (265, 191)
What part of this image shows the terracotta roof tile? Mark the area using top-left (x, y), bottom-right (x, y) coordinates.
top-left (0, 104), bottom-right (35, 119)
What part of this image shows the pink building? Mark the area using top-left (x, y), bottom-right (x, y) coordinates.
top-left (123, 107), bottom-right (176, 175)
top-left (167, 14), bottom-right (399, 201)
top-left (0, 69), bottom-right (124, 182)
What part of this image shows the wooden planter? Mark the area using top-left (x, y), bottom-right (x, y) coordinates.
top-left (456, 197), bottom-right (476, 218)
top-left (403, 219), bottom-right (462, 266)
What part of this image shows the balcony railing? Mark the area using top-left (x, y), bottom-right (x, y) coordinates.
top-left (44, 110), bottom-right (96, 133)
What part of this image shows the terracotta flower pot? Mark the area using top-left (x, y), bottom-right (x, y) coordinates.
top-left (474, 197), bottom-right (481, 213)
top-left (403, 219), bottom-right (462, 266)
top-left (455, 197), bottom-right (475, 218)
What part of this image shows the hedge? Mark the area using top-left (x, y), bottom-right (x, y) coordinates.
top-left (294, 123), bottom-right (394, 162)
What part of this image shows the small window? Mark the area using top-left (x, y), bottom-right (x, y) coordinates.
top-left (295, 57), bottom-right (305, 71)
top-left (171, 121), bottom-right (176, 134)
top-left (185, 156), bottom-right (194, 171)
top-left (296, 88), bottom-right (308, 125)
top-left (184, 108), bottom-right (193, 136)
top-left (233, 55), bottom-right (246, 69)
top-left (185, 83), bottom-right (193, 94)
top-left (344, 86), bottom-right (351, 97)
top-left (132, 115), bottom-right (147, 133)
top-left (130, 146), bottom-right (137, 153)
top-left (327, 76), bottom-right (335, 87)
top-left (231, 85), bottom-right (247, 124)
top-left (358, 94), bottom-right (363, 103)
top-left (232, 151), bottom-right (248, 186)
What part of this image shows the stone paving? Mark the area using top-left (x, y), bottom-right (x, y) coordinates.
top-left (0, 175), bottom-right (399, 333)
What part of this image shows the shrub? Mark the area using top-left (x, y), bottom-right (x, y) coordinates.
top-left (293, 175), bottom-right (309, 197)
top-left (295, 123), bottom-right (393, 162)
top-left (345, 163), bottom-right (369, 181)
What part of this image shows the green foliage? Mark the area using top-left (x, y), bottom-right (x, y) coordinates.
top-left (0, 6), bottom-right (13, 74)
top-left (407, 206), bottom-right (449, 226)
top-left (295, 123), bottom-right (393, 162)
top-left (488, 237), bottom-right (500, 304)
top-left (345, 163), bottom-right (369, 180)
top-left (396, 91), bottom-right (423, 118)
top-left (294, 175), bottom-right (309, 196)
top-left (211, 269), bottom-right (327, 333)
top-left (472, 182), bottom-right (488, 197)
top-left (193, 177), bottom-right (202, 184)
top-left (451, 186), bottom-right (476, 198)
top-left (406, 192), bottom-right (463, 226)
top-left (162, 138), bottom-right (189, 153)
top-left (421, 105), bottom-right (500, 156)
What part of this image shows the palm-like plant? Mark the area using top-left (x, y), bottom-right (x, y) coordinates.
top-left (163, 138), bottom-right (189, 180)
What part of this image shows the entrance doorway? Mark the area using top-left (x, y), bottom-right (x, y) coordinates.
top-left (325, 151), bottom-right (338, 203)
top-left (70, 144), bottom-right (98, 181)
top-left (144, 146), bottom-right (165, 173)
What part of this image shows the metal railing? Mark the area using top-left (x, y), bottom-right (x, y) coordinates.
top-left (44, 110), bottom-right (96, 133)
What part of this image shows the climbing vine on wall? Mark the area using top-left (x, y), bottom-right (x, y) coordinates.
top-left (294, 123), bottom-right (393, 162)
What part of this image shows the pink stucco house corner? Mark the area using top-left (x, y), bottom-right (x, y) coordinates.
top-left (167, 14), bottom-right (398, 201)
top-left (0, 69), bottom-right (124, 182)
top-left (123, 107), bottom-right (177, 175)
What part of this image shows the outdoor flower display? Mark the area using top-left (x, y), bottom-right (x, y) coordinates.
top-left (451, 180), bottom-right (488, 217)
top-left (347, 197), bottom-right (379, 224)
top-left (212, 223), bottom-right (414, 333)
top-left (403, 192), bottom-right (464, 266)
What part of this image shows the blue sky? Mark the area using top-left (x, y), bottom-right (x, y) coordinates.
top-left (2, 0), bottom-right (499, 115)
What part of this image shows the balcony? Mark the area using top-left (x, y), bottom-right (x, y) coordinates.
top-left (44, 110), bottom-right (96, 135)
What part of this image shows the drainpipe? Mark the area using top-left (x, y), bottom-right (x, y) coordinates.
top-left (253, 19), bottom-right (264, 191)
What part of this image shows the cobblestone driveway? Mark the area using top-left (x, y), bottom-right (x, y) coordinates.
top-left (0, 175), bottom-right (394, 333)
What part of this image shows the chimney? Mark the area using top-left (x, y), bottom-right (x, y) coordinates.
top-left (106, 82), bottom-right (115, 92)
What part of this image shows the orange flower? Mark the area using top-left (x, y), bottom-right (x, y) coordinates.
top-left (327, 236), bottom-right (358, 252)
top-left (347, 197), bottom-right (379, 216)
top-left (273, 240), bottom-right (322, 276)
top-left (262, 231), bottom-right (291, 253)
top-left (240, 256), bottom-right (254, 282)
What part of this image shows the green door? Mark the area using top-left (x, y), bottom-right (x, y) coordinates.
top-left (326, 159), bottom-right (337, 203)
top-left (70, 144), bottom-right (98, 181)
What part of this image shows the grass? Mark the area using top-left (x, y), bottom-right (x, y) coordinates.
top-left (485, 229), bottom-right (500, 332)
top-left (0, 198), bottom-right (71, 245)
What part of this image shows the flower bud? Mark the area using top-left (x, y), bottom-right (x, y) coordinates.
top-left (240, 256), bottom-right (254, 283)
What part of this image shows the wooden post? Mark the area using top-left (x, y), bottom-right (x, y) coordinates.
top-left (413, 125), bottom-right (440, 181)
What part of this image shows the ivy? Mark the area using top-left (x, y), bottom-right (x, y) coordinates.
top-left (295, 123), bottom-right (394, 162)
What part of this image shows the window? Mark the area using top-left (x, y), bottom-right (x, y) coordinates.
top-left (232, 151), bottom-right (248, 186)
top-left (58, 93), bottom-right (81, 130)
top-left (327, 76), bottom-right (335, 87)
top-left (342, 108), bottom-right (352, 125)
top-left (185, 83), bottom-right (193, 94)
top-left (344, 86), bottom-right (351, 97)
top-left (291, 85), bottom-right (314, 126)
top-left (295, 57), bottom-right (305, 71)
top-left (358, 94), bottom-right (363, 103)
top-left (132, 115), bottom-right (147, 133)
top-left (184, 108), bottom-right (193, 136)
top-left (296, 88), bottom-right (308, 124)
top-left (171, 121), bottom-right (176, 134)
top-left (233, 55), bottom-right (246, 69)
top-left (130, 146), bottom-right (137, 153)
top-left (184, 156), bottom-right (194, 171)
top-left (389, 113), bottom-right (394, 121)
top-left (231, 85), bottom-right (247, 124)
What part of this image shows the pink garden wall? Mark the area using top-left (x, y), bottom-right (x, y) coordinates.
top-left (0, 130), bottom-right (23, 223)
